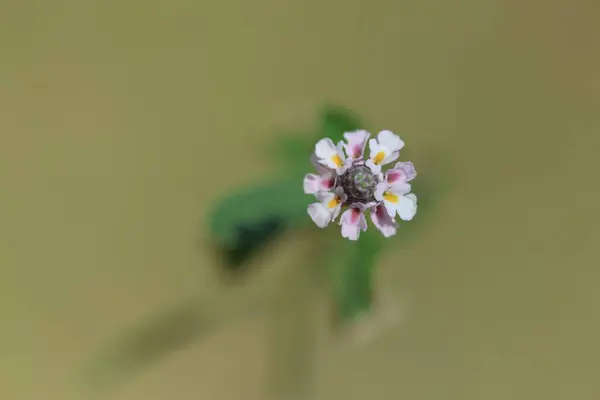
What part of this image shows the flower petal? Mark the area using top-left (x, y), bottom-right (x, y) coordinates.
top-left (315, 138), bottom-right (337, 159)
top-left (381, 153), bottom-right (400, 168)
top-left (319, 175), bottom-right (336, 191)
top-left (374, 182), bottom-right (387, 201)
top-left (343, 130), bottom-right (370, 160)
top-left (392, 161), bottom-right (417, 182)
top-left (310, 153), bottom-right (333, 175)
top-left (370, 205), bottom-right (398, 237)
top-left (391, 182), bottom-right (412, 195)
top-left (365, 159), bottom-right (382, 175)
top-left (307, 203), bottom-right (331, 228)
top-left (303, 174), bottom-right (321, 194)
top-left (377, 130), bottom-right (404, 153)
top-left (397, 193), bottom-right (417, 221)
top-left (315, 191), bottom-right (335, 203)
top-left (366, 140), bottom-right (391, 174)
top-left (380, 183), bottom-right (413, 217)
top-left (336, 141), bottom-right (351, 174)
top-left (318, 187), bottom-right (347, 223)
top-left (315, 138), bottom-right (346, 171)
top-left (340, 208), bottom-right (367, 240)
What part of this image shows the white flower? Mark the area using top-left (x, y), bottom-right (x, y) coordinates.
top-left (365, 130), bottom-right (405, 175)
top-left (343, 130), bottom-right (370, 161)
top-left (315, 186), bottom-right (347, 222)
top-left (339, 206), bottom-right (368, 241)
top-left (314, 138), bottom-right (350, 175)
top-left (304, 129), bottom-right (417, 240)
top-left (374, 182), bottom-right (417, 221)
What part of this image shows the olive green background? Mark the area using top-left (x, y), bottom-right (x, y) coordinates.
top-left (1, 1), bottom-right (599, 399)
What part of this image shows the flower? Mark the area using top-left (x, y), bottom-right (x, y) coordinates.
top-left (374, 182), bottom-right (418, 221)
top-left (365, 130), bottom-right (405, 175)
top-left (314, 138), bottom-right (350, 175)
top-left (304, 129), bottom-right (417, 239)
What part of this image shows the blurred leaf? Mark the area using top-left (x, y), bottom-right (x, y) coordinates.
top-left (263, 234), bottom-right (320, 400)
top-left (327, 229), bottom-right (384, 324)
top-left (269, 105), bottom-right (363, 171)
top-left (319, 105), bottom-right (363, 144)
top-left (208, 173), bottom-right (312, 269)
top-left (81, 300), bottom-right (208, 395)
top-left (269, 133), bottom-right (314, 171)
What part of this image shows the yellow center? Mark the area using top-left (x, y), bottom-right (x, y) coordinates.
top-left (331, 154), bottom-right (344, 167)
top-left (373, 151), bottom-right (386, 165)
top-left (383, 192), bottom-right (399, 203)
top-left (327, 196), bottom-right (341, 208)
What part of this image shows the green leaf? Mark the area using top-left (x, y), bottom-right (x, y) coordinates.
top-left (319, 105), bottom-right (363, 144)
top-left (80, 300), bottom-right (209, 396)
top-left (208, 173), bottom-right (313, 268)
top-left (268, 132), bottom-right (314, 171)
top-left (268, 105), bottom-right (363, 171)
top-left (327, 229), bottom-right (384, 324)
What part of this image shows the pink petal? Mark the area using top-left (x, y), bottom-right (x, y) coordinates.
top-left (392, 161), bottom-right (417, 182)
top-left (343, 130), bottom-right (370, 160)
top-left (371, 205), bottom-right (398, 238)
top-left (320, 177), bottom-right (335, 191)
top-left (385, 169), bottom-right (404, 185)
top-left (340, 208), bottom-right (367, 240)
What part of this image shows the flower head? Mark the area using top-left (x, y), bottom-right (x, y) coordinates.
top-left (304, 130), bottom-right (417, 239)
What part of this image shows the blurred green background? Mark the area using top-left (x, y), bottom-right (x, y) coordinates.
top-left (1, 0), bottom-right (599, 399)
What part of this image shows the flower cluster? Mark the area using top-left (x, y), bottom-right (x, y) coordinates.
top-left (304, 130), bottom-right (417, 240)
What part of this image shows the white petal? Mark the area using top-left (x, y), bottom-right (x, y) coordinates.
top-left (334, 141), bottom-right (350, 174)
top-left (303, 174), bottom-right (320, 194)
top-left (365, 159), bottom-right (381, 175)
top-left (315, 191), bottom-right (335, 203)
top-left (315, 138), bottom-right (346, 170)
top-left (377, 130), bottom-right (404, 153)
top-left (392, 182), bottom-right (412, 195)
top-left (331, 204), bottom-right (342, 221)
top-left (382, 198), bottom-right (397, 218)
top-left (341, 222), bottom-right (360, 240)
top-left (311, 153), bottom-right (333, 175)
top-left (343, 130), bottom-right (370, 160)
top-left (315, 138), bottom-right (336, 159)
top-left (374, 182), bottom-right (387, 201)
top-left (397, 194), bottom-right (417, 221)
top-left (381, 151), bottom-right (400, 166)
top-left (368, 138), bottom-right (379, 154)
top-left (308, 203), bottom-right (331, 228)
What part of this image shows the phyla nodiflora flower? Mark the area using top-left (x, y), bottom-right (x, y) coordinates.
top-left (304, 130), bottom-right (417, 240)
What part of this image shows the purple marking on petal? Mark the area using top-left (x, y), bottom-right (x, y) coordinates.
top-left (386, 170), bottom-right (403, 184)
top-left (371, 205), bottom-right (398, 237)
top-left (349, 208), bottom-right (361, 224)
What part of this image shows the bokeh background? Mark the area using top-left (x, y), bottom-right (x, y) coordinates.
top-left (1, 0), bottom-right (599, 399)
